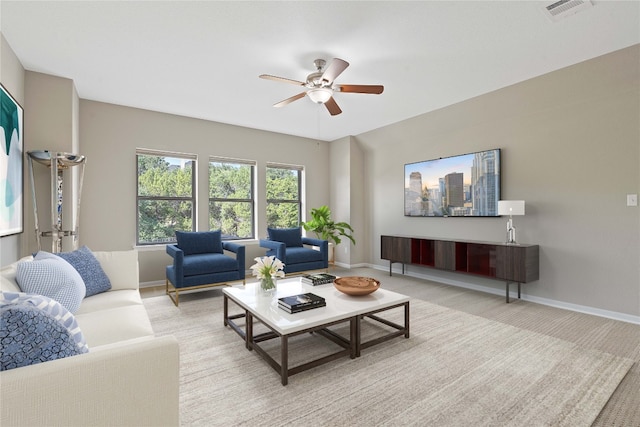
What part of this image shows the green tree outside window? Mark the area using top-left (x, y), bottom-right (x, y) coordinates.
top-left (137, 153), bottom-right (195, 244)
top-left (209, 160), bottom-right (255, 239)
top-left (266, 165), bottom-right (301, 228)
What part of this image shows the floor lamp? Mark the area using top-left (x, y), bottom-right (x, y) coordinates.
top-left (27, 150), bottom-right (86, 253)
top-left (498, 200), bottom-right (525, 244)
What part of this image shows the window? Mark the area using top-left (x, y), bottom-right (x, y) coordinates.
top-left (209, 158), bottom-right (255, 239)
top-left (266, 163), bottom-right (302, 228)
top-left (136, 150), bottom-right (196, 245)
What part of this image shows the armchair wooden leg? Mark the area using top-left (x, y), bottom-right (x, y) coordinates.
top-left (166, 279), bottom-right (244, 307)
top-left (166, 279), bottom-right (179, 307)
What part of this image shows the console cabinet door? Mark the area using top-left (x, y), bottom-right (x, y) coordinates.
top-left (381, 236), bottom-right (411, 263)
top-left (496, 246), bottom-right (539, 282)
top-left (434, 240), bottom-right (455, 270)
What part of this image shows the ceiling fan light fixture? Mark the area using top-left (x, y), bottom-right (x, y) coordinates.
top-left (260, 57), bottom-right (383, 116)
top-left (307, 87), bottom-right (333, 104)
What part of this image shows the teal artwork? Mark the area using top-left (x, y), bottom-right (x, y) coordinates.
top-left (0, 83), bottom-right (23, 237)
top-left (1, 89), bottom-right (20, 155)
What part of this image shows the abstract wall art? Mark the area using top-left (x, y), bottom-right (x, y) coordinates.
top-left (0, 83), bottom-right (24, 237)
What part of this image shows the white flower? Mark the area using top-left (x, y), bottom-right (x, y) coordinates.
top-left (250, 256), bottom-right (285, 279)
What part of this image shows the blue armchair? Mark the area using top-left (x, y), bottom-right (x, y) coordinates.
top-left (259, 227), bottom-right (328, 275)
top-left (166, 230), bottom-right (245, 306)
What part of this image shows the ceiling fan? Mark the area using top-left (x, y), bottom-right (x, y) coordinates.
top-left (259, 58), bottom-right (384, 116)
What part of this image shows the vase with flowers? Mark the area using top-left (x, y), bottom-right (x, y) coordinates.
top-left (250, 255), bottom-right (285, 296)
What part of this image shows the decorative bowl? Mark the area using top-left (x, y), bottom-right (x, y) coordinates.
top-left (333, 276), bottom-right (380, 296)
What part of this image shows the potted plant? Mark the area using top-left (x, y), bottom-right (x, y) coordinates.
top-left (302, 206), bottom-right (355, 263)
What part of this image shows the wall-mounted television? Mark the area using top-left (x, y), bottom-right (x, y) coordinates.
top-left (404, 148), bottom-right (500, 217)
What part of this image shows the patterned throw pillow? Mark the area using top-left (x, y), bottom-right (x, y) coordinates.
top-left (0, 292), bottom-right (89, 371)
top-left (16, 253), bottom-right (86, 313)
top-left (56, 246), bottom-right (112, 297)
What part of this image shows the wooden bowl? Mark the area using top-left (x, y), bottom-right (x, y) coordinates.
top-left (333, 277), bottom-right (380, 296)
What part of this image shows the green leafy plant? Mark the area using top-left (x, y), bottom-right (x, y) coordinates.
top-left (302, 205), bottom-right (355, 246)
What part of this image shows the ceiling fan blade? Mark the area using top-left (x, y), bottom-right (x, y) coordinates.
top-left (324, 97), bottom-right (342, 116)
top-left (337, 84), bottom-right (384, 94)
top-left (321, 58), bottom-right (349, 84)
top-left (273, 92), bottom-right (306, 108)
top-left (259, 74), bottom-right (305, 86)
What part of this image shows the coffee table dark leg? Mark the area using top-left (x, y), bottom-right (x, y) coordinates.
top-left (281, 336), bottom-right (288, 386)
top-left (357, 301), bottom-right (411, 354)
top-left (350, 317), bottom-right (357, 358)
top-left (246, 311), bottom-right (253, 351)
top-left (355, 315), bottom-right (362, 357)
top-left (405, 302), bottom-right (410, 338)
top-left (223, 295), bottom-right (228, 326)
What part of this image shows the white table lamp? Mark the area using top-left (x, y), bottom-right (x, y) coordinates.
top-left (498, 200), bottom-right (525, 244)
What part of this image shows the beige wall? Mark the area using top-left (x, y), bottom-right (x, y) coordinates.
top-left (349, 137), bottom-right (367, 266)
top-left (329, 136), bottom-right (351, 265)
top-left (78, 100), bottom-right (330, 283)
top-left (329, 136), bottom-right (367, 267)
top-left (356, 45), bottom-right (640, 317)
top-left (0, 34), bottom-right (25, 265)
top-left (23, 71), bottom-right (79, 254)
top-left (2, 31), bottom-right (638, 319)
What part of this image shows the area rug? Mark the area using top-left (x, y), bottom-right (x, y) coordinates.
top-left (144, 292), bottom-right (633, 426)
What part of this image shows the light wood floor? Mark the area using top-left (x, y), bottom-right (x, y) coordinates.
top-left (143, 267), bottom-right (639, 426)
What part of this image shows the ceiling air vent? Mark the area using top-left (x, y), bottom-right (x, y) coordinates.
top-left (543, 0), bottom-right (593, 22)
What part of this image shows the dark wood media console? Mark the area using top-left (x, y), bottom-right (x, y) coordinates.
top-left (381, 235), bottom-right (539, 303)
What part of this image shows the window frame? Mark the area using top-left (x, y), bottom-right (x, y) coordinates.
top-left (136, 149), bottom-right (197, 246)
top-left (208, 157), bottom-right (256, 240)
top-left (265, 162), bottom-right (303, 228)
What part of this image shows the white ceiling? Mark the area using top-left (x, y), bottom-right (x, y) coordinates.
top-left (1, 1), bottom-right (639, 141)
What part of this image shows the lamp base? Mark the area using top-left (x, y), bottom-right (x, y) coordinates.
top-left (505, 218), bottom-right (517, 245)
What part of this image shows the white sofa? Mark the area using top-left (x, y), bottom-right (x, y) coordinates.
top-left (0, 250), bottom-right (180, 427)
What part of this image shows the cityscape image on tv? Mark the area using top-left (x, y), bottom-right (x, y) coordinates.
top-left (404, 149), bottom-right (500, 217)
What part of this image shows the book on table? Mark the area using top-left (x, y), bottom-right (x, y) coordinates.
top-left (300, 273), bottom-right (337, 286)
top-left (278, 292), bottom-right (326, 309)
top-left (278, 300), bottom-right (326, 314)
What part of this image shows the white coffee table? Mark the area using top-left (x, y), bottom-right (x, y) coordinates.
top-left (223, 277), bottom-right (410, 385)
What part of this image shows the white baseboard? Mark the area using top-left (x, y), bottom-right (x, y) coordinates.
top-left (145, 264), bottom-right (639, 325)
top-left (140, 280), bottom-right (165, 289)
top-left (333, 261), bottom-right (368, 269)
top-left (367, 264), bottom-right (640, 325)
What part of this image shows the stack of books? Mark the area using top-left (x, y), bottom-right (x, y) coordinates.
top-left (278, 293), bottom-right (326, 314)
top-left (301, 273), bottom-right (337, 286)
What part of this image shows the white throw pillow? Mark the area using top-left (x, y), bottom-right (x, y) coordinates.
top-left (16, 253), bottom-right (86, 313)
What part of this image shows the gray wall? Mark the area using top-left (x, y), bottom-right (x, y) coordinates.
top-left (0, 34), bottom-right (25, 266)
top-left (357, 45), bottom-right (639, 318)
top-left (329, 136), bottom-right (367, 267)
top-left (78, 100), bottom-right (330, 283)
top-left (2, 30), bottom-right (638, 320)
top-left (23, 71), bottom-right (80, 255)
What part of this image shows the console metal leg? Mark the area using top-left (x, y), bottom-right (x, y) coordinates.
top-left (518, 282), bottom-right (521, 299)
top-left (506, 282), bottom-right (522, 303)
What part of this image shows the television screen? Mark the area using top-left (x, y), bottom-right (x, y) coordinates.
top-left (404, 148), bottom-right (500, 217)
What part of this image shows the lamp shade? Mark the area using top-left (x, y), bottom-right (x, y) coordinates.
top-left (498, 200), bottom-right (525, 216)
top-left (307, 88), bottom-right (333, 104)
